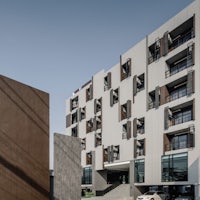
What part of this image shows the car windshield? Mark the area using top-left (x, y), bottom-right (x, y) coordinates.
top-left (145, 192), bottom-right (155, 195)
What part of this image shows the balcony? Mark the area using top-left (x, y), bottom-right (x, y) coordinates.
top-left (164, 100), bottom-right (194, 129)
top-left (134, 139), bottom-right (145, 158)
top-left (169, 30), bottom-right (194, 52)
top-left (148, 16), bottom-right (195, 63)
top-left (70, 96), bottom-right (79, 111)
top-left (164, 126), bottom-right (194, 152)
top-left (165, 45), bottom-right (194, 78)
top-left (120, 58), bottom-right (131, 81)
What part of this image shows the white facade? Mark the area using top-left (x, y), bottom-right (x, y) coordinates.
top-left (66, 1), bottom-right (200, 199)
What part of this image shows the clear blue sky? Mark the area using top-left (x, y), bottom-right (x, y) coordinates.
top-left (0, 0), bottom-right (194, 169)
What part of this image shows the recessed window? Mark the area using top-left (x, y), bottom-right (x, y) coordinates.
top-left (82, 167), bottom-right (92, 185)
top-left (162, 153), bottom-right (188, 182)
top-left (121, 58), bottom-right (131, 81)
top-left (135, 159), bottom-right (144, 183)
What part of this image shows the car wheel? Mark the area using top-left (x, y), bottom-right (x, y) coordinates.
top-left (150, 198), bottom-right (154, 200)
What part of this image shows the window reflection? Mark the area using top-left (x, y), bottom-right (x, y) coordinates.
top-left (162, 153), bottom-right (188, 182)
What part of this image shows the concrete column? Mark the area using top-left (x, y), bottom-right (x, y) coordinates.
top-left (195, 184), bottom-right (200, 200)
top-left (92, 151), bottom-right (96, 195)
top-left (129, 160), bottom-right (134, 197)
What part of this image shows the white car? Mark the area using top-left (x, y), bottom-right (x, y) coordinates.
top-left (136, 191), bottom-right (169, 200)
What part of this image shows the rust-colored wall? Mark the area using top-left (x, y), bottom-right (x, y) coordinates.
top-left (0, 75), bottom-right (49, 200)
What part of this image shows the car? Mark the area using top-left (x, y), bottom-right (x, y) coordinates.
top-left (175, 195), bottom-right (192, 200)
top-left (136, 191), bottom-right (169, 200)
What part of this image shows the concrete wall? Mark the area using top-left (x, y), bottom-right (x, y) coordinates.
top-left (0, 74), bottom-right (49, 200)
top-left (54, 133), bottom-right (82, 200)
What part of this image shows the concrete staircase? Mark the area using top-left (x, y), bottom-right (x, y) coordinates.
top-left (82, 184), bottom-right (133, 200)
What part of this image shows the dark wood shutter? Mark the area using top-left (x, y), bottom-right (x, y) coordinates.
top-left (70, 98), bottom-right (72, 111)
top-left (187, 71), bottom-right (194, 96)
top-left (66, 114), bottom-right (71, 128)
top-left (164, 107), bottom-right (169, 130)
top-left (127, 121), bottom-right (131, 139)
top-left (133, 118), bottom-right (137, 138)
top-left (133, 75), bottom-right (137, 97)
top-left (94, 99), bottom-right (97, 114)
top-left (108, 146), bottom-right (111, 163)
top-left (78, 108), bottom-right (81, 121)
top-left (107, 72), bottom-right (111, 89)
top-left (155, 86), bottom-right (160, 109)
top-left (193, 99), bottom-right (195, 120)
top-left (110, 145), bottom-right (114, 162)
top-left (127, 100), bottom-right (131, 119)
top-left (163, 31), bottom-right (169, 56)
top-left (90, 84), bottom-right (93, 100)
top-left (128, 59), bottom-right (131, 77)
top-left (110, 89), bottom-right (113, 107)
top-left (134, 139), bottom-right (137, 158)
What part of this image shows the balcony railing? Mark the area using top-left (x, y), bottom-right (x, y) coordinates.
top-left (168, 112), bottom-right (192, 127)
top-left (136, 149), bottom-right (145, 156)
top-left (165, 58), bottom-right (192, 78)
top-left (169, 30), bottom-right (194, 51)
top-left (164, 140), bottom-right (192, 151)
top-left (165, 88), bottom-right (187, 103)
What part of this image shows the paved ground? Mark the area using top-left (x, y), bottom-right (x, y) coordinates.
top-left (81, 184), bottom-right (133, 200)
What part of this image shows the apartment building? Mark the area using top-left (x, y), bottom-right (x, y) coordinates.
top-left (66, 0), bottom-right (200, 199)
top-left (0, 75), bottom-right (49, 200)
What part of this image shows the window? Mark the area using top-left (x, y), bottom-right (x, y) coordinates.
top-left (104, 72), bottom-right (111, 91)
top-left (162, 153), bottom-right (188, 182)
top-left (137, 117), bottom-right (145, 135)
top-left (113, 145), bottom-right (120, 161)
top-left (72, 112), bottom-right (78, 124)
top-left (135, 159), bottom-right (144, 183)
top-left (103, 148), bottom-right (108, 162)
top-left (122, 121), bottom-right (131, 140)
top-left (136, 139), bottom-right (145, 157)
top-left (148, 38), bottom-right (161, 64)
top-left (148, 87), bottom-right (160, 109)
top-left (95, 132), bottom-right (102, 147)
top-left (164, 100), bottom-right (194, 129)
top-left (71, 126), bottom-right (78, 137)
top-left (86, 84), bottom-right (93, 102)
top-left (165, 45), bottom-right (194, 78)
top-left (70, 96), bottom-right (79, 111)
top-left (121, 100), bottom-right (131, 120)
top-left (94, 98), bottom-right (102, 114)
top-left (81, 138), bottom-right (86, 150)
top-left (164, 126), bottom-right (195, 152)
top-left (121, 58), bottom-right (131, 81)
top-left (110, 88), bottom-right (119, 106)
top-left (79, 107), bottom-right (86, 121)
top-left (86, 152), bottom-right (92, 165)
top-left (95, 115), bottom-right (102, 130)
top-left (82, 167), bottom-right (92, 185)
top-left (86, 119), bottom-right (94, 133)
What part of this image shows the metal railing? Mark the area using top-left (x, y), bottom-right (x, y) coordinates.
top-left (165, 88), bottom-right (187, 103)
top-left (165, 57), bottom-right (193, 78)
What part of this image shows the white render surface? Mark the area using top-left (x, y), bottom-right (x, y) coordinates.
top-left (66, 0), bottom-right (200, 199)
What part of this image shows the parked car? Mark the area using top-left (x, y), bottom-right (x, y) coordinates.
top-left (136, 191), bottom-right (169, 200)
top-left (175, 195), bottom-right (192, 200)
